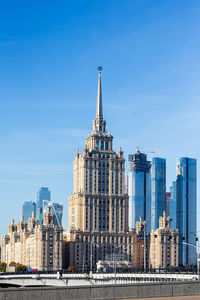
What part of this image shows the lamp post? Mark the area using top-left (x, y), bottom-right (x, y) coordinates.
top-left (113, 246), bottom-right (128, 284)
top-left (142, 218), bottom-right (151, 273)
top-left (112, 250), bottom-right (117, 284)
top-left (90, 233), bottom-right (93, 276)
top-left (141, 215), bottom-right (152, 273)
top-left (143, 220), bottom-right (147, 273)
top-left (182, 241), bottom-right (199, 280)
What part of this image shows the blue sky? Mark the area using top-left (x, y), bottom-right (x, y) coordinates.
top-left (0, 0), bottom-right (200, 238)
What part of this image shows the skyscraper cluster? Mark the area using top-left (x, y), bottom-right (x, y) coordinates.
top-left (1, 68), bottom-right (197, 272)
top-left (22, 187), bottom-right (63, 227)
top-left (128, 150), bottom-right (197, 266)
top-left (65, 68), bottom-right (195, 270)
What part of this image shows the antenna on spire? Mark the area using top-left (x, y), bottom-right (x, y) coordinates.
top-left (98, 66), bottom-right (103, 72)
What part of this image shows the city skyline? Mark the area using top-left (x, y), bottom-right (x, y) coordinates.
top-left (1, 66), bottom-right (189, 271)
top-left (1, 0), bottom-right (200, 239)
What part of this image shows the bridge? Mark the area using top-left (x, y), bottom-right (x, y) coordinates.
top-left (0, 272), bottom-right (198, 287)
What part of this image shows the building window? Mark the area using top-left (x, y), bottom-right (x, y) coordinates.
top-left (96, 141), bottom-right (99, 150)
top-left (101, 141), bottom-right (104, 150)
top-left (105, 141), bottom-right (108, 150)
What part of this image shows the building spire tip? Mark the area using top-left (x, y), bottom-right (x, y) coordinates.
top-left (97, 66), bottom-right (103, 73)
top-left (96, 66), bottom-right (103, 118)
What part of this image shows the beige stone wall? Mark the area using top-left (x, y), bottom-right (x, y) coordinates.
top-left (63, 230), bottom-right (139, 271)
top-left (68, 116), bottom-right (129, 235)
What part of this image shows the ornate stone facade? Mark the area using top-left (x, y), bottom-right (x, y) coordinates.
top-left (131, 217), bottom-right (150, 270)
top-left (150, 211), bottom-right (179, 269)
top-left (1, 209), bottom-right (63, 271)
top-left (68, 69), bottom-right (128, 234)
top-left (63, 230), bottom-right (135, 271)
top-left (66, 68), bottom-right (130, 270)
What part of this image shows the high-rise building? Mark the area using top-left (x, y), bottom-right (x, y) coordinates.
top-left (151, 157), bottom-right (166, 230)
top-left (67, 67), bottom-right (131, 270)
top-left (165, 192), bottom-right (171, 217)
top-left (22, 201), bottom-right (36, 223)
top-left (43, 202), bottom-right (63, 226)
top-left (68, 67), bottom-right (128, 234)
top-left (52, 203), bottom-right (63, 226)
top-left (128, 149), bottom-right (151, 232)
top-left (150, 211), bottom-right (179, 269)
top-left (124, 173), bottom-right (128, 195)
top-left (176, 157), bottom-right (197, 266)
top-left (170, 181), bottom-right (176, 229)
top-left (36, 187), bottom-right (51, 224)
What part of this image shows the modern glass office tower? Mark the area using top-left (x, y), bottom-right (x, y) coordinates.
top-left (22, 201), bottom-right (36, 222)
top-left (170, 181), bottom-right (176, 229)
top-left (53, 203), bottom-right (63, 226)
top-left (165, 192), bottom-right (171, 217)
top-left (43, 202), bottom-right (63, 226)
top-left (151, 157), bottom-right (166, 230)
top-left (36, 187), bottom-right (51, 224)
top-left (128, 149), bottom-right (151, 233)
top-left (176, 157), bottom-right (197, 266)
top-left (124, 173), bottom-right (128, 194)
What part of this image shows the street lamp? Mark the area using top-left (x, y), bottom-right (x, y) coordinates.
top-left (142, 218), bottom-right (151, 272)
top-left (143, 220), bottom-right (147, 272)
top-left (112, 246), bottom-right (128, 284)
top-left (182, 241), bottom-right (199, 280)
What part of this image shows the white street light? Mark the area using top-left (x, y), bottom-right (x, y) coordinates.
top-left (182, 241), bottom-right (199, 280)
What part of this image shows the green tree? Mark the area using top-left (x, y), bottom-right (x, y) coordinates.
top-left (186, 264), bottom-right (191, 269)
top-left (121, 265), bottom-right (128, 273)
top-left (9, 261), bottom-right (27, 272)
top-left (16, 263), bottom-right (27, 272)
top-left (0, 262), bottom-right (7, 272)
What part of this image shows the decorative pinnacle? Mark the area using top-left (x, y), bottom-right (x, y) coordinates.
top-left (98, 66), bottom-right (103, 72)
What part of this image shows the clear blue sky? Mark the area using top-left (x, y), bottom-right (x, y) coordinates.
top-left (0, 0), bottom-right (200, 238)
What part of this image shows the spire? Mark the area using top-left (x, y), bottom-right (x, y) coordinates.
top-left (96, 66), bottom-right (103, 117)
top-left (92, 66), bottom-right (106, 135)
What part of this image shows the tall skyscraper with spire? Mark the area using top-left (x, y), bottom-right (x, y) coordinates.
top-left (68, 67), bottom-right (128, 234)
top-left (66, 68), bottom-right (132, 271)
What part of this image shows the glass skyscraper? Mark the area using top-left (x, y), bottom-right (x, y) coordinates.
top-left (53, 203), bottom-right (63, 226)
top-left (176, 157), bottom-right (197, 266)
top-left (22, 201), bottom-right (36, 223)
top-left (170, 181), bottom-right (176, 229)
top-left (43, 202), bottom-right (63, 226)
top-left (151, 157), bottom-right (166, 230)
top-left (165, 192), bottom-right (171, 217)
top-left (36, 187), bottom-right (51, 224)
top-left (128, 149), bottom-right (151, 233)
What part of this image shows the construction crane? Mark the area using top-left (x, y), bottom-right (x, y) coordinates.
top-left (136, 146), bottom-right (157, 156)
